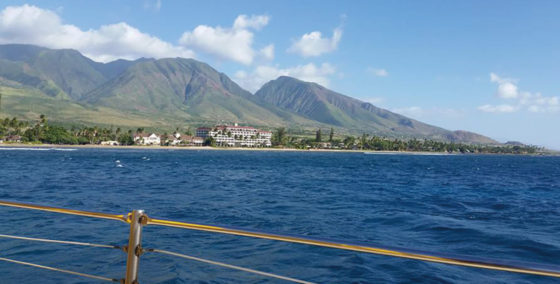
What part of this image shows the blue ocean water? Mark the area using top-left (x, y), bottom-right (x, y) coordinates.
top-left (0, 148), bottom-right (559, 283)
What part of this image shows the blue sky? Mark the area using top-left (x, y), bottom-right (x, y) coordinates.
top-left (1, 0), bottom-right (559, 148)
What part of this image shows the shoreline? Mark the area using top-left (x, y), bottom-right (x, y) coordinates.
top-left (0, 143), bottom-right (360, 153)
top-left (0, 142), bottom-right (553, 155)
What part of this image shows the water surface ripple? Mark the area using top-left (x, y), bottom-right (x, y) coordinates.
top-left (0, 149), bottom-right (559, 283)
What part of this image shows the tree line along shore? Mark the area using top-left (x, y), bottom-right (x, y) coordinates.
top-left (0, 115), bottom-right (545, 154)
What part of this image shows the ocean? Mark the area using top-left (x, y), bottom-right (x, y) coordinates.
top-left (0, 148), bottom-right (559, 283)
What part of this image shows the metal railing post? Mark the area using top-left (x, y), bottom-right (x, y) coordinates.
top-left (125, 210), bottom-right (145, 284)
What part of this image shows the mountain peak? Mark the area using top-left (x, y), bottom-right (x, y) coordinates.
top-left (255, 76), bottom-right (496, 143)
top-left (0, 44), bottom-right (496, 144)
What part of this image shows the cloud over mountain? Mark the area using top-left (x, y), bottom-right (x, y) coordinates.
top-left (479, 73), bottom-right (559, 113)
top-left (0, 4), bottom-right (194, 62)
top-left (288, 27), bottom-right (342, 57)
top-left (179, 15), bottom-right (273, 65)
top-left (234, 63), bottom-right (336, 92)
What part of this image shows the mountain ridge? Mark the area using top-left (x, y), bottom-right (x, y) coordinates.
top-left (254, 76), bottom-right (496, 143)
top-left (0, 44), bottom-right (497, 144)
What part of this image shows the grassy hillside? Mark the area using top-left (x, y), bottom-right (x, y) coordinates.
top-left (0, 86), bottom-right (159, 128)
top-left (0, 44), bottom-right (499, 144)
top-left (0, 44), bottom-right (139, 100)
top-left (254, 76), bottom-right (498, 143)
top-left (84, 58), bottom-right (324, 129)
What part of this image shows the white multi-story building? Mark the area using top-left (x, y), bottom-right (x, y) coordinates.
top-left (196, 123), bottom-right (272, 147)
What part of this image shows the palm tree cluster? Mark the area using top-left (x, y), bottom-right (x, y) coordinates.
top-left (0, 115), bottom-right (134, 145)
top-left (272, 128), bottom-right (542, 154)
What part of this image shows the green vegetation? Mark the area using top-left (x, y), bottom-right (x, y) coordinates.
top-left (271, 127), bottom-right (287, 146)
top-left (0, 116), bottom-right (545, 155)
top-left (272, 128), bottom-right (543, 154)
top-left (0, 115), bottom-right (135, 145)
top-left (315, 129), bottom-right (322, 142)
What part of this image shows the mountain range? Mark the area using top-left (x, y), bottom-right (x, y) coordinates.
top-left (0, 44), bottom-right (496, 144)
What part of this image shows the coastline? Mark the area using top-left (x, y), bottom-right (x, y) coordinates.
top-left (1, 142), bottom-right (555, 155)
top-left (0, 143), bottom-right (455, 155)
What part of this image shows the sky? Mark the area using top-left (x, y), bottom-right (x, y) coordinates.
top-left (0, 0), bottom-right (559, 149)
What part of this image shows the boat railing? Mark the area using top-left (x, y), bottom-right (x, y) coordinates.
top-left (1, 199), bottom-right (559, 283)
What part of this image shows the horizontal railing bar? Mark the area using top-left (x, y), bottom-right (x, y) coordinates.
top-left (0, 200), bottom-right (127, 223)
top-left (0, 233), bottom-right (122, 250)
top-left (0, 256), bottom-right (120, 282)
top-left (1, 200), bottom-right (559, 279)
top-left (146, 217), bottom-right (560, 278)
top-left (145, 248), bottom-right (315, 284)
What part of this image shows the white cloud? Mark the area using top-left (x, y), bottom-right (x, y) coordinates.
top-left (478, 104), bottom-right (518, 113)
top-left (259, 44), bottom-right (274, 61)
top-left (179, 15), bottom-right (271, 65)
top-left (234, 63), bottom-right (336, 92)
top-left (0, 4), bottom-right (194, 62)
top-left (520, 92), bottom-right (560, 113)
top-left (288, 27), bottom-right (342, 57)
top-left (480, 73), bottom-right (559, 113)
top-left (367, 67), bottom-right (388, 77)
top-left (490, 73), bottom-right (518, 99)
top-left (233, 14), bottom-right (269, 30)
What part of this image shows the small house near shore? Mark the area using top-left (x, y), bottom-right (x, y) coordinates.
top-left (163, 134), bottom-right (182, 146)
top-left (100, 140), bottom-right (120, 146)
top-left (134, 133), bottom-right (161, 145)
top-left (5, 135), bottom-right (22, 143)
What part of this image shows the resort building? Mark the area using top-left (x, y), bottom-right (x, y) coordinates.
top-left (134, 133), bottom-right (161, 145)
top-left (196, 123), bottom-right (272, 147)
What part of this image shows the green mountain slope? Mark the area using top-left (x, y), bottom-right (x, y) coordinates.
top-left (0, 58), bottom-right (67, 98)
top-left (0, 85), bottom-right (156, 127)
top-left (84, 58), bottom-right (319, 127)
top-left (0, 44), bottom-right (139, 100)
top-left (0, 44), bottom-right (498, 144)
top-left (255, 76), bottom-right (497, 143)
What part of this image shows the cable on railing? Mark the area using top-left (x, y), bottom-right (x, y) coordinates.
top-left (0, 200), bottom-right (127, 223)
top-left (0, 233), bottom-right (122, 250)
top-left (143, 248), bottom-right (315, 284)
top-left (2, 200), bottom-right (560, 280)
top-left (0, 256), bottom-right (120, 282)
top-left (146, 217), bottom-right (560, 278)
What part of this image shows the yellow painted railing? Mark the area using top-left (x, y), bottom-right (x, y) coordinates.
top-left (1, 200), bottom-right (559, 283)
